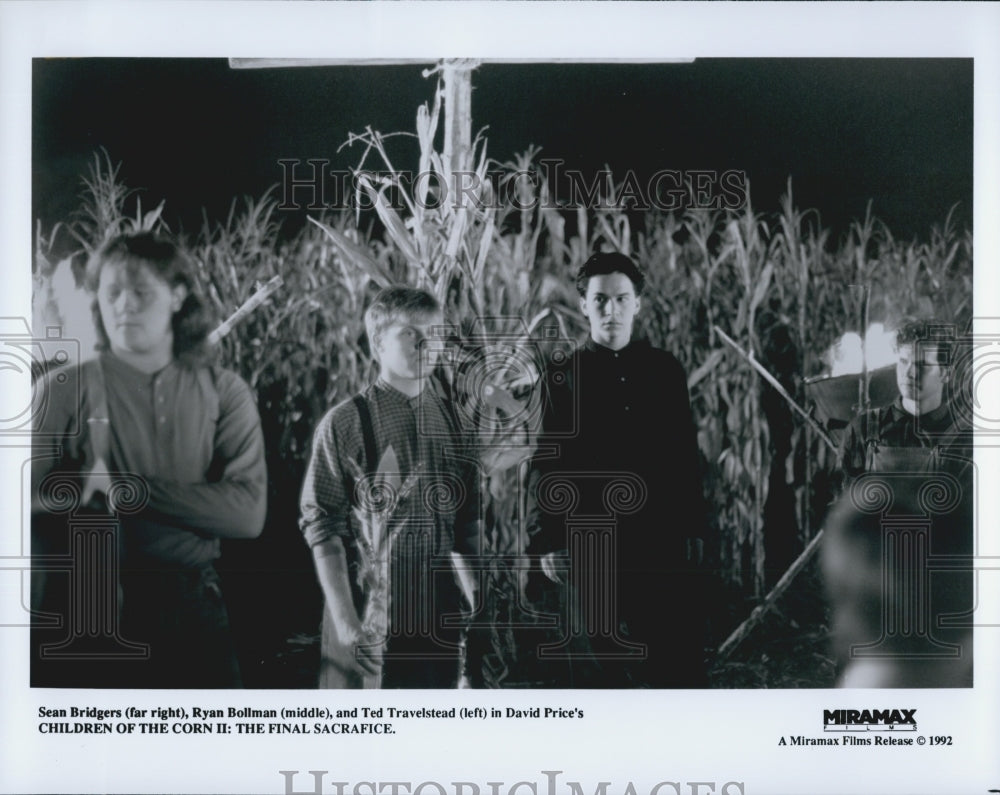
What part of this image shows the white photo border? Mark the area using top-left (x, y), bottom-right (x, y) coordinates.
top-left (2, 3), bottom-right (998, 794)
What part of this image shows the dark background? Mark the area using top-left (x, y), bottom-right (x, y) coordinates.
top-left (30, 57), bottom-right (975, 687)
top-left (34, 58), bottom-right (972, 245)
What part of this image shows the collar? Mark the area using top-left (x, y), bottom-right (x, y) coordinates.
top-left (885, 396), bottom-right (953, 428)
top-left (582, 337), bottom-right (650, 357)
top-left (100, 351), bottom-right (178, 386)
top-left (372, 377), bottom-right (426, 410)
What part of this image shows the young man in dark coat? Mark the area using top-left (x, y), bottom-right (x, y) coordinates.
top-left (526, 252), bottom-right (710, 687)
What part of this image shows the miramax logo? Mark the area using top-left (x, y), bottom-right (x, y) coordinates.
top-left (823, 709), bottom-right (917, 732)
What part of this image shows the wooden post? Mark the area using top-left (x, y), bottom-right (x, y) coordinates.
top-left (440, 59), bottom-right (478, 184)
top-left (227, 58), bottom-right (480, 182)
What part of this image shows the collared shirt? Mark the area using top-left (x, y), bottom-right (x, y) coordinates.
top-left (32, 353), bottom-right (267, 566)
top-left (299, 379), bottom-right (481, 559)
top-left (839, 397), bottom-right (972, 478)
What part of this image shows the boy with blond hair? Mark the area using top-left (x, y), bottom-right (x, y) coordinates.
top-left (300, 286), bottom-right (481, 688)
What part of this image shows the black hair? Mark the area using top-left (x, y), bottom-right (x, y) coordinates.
top-left (574, 252), bottom-right (645, 297)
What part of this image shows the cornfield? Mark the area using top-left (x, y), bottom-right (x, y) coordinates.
top-left (33, 81), bottom-right (972, 688)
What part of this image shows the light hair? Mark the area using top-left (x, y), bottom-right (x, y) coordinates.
top-left (364, 285), bottom-right (441, 360)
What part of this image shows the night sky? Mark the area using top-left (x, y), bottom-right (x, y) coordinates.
top-left (32, 58), bottom-right (972, 246)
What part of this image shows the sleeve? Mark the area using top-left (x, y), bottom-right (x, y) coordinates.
top-left (304, 411), bottom-right (368, 638)
top-left (299, 407), bottom-right (355, 549)
top-left (666, 352), bottom-right (709, 545)
top-left (524, 356), bottom-right (573, 556)
top-left (452, 451), bottom-right (483, 557)
top-left (144, 370), bottom-right (267, 539)
top-left (839, 415), bottom-right (867, 479)
top-left (30, 364), bottom-right (88, 612)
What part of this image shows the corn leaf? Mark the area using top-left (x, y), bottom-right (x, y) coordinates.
top-left (308, 215), bottom-right (394, 287)
top-left (688, 348), bottom-right (725, 390)
top-left (358, 176), bottom-right (422, 266)
top-left (749, 262), bottom-right (774, 314)
top-left (472, 209), bottom-right (496, 285)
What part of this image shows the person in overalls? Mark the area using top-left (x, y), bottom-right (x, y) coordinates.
top-left (839, 318), bottom-right (971, 479)
top-left (830, 317), bottom-right (973, 687)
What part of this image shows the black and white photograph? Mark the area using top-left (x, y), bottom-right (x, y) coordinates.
top-left (2, 3), bottom-right (999, 794)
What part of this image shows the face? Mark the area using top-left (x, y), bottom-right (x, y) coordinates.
top-left (96, 260), bottom-right (186, 360)
top-left (375, 312), bottom-right (444, 383)
top-left (580, 272), bottom-right (641, 351)
top-left (895, 342), bottom-right (947, 412)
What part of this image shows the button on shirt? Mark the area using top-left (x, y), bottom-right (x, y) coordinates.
top-left (527, 337), bottom-right (707, 553)
top-left (525, 336), bottom-right (710, 683)
top-left (299, 379), bottom-right (481, 628)
top-left (299, 379), bottom-right (480, 558)
top-left (32, 353), bottom-right (267, 567)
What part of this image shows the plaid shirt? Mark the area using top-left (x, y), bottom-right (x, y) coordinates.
top-left (300, 378), bottom-right (481, 560)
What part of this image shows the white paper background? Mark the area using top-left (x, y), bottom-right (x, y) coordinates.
top-left (1, 3), bottom-right (998, 794)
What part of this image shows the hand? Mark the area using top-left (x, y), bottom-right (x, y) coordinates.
top-left (81, 456), bottom-right (113, 509)
top-left (326, 612), bottom-right (383, 678)
top-left (686, 537), bottom-right (705, 567)
top-left (312, 538), bottom-right (385, 679)
top-left (451, 551), bottom-right (478, 616)
top-left (540, 550), bottom-right (569, 583)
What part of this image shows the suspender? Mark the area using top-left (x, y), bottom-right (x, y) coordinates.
top-left (352, 382), bottom-right (464, 474)
top-left (352, 393), bottom-right (378, 476)
top-left (861, 404), bottom-right (964, 474)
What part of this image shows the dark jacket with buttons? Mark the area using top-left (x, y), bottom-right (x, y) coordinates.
top-left (526, 336), bottom-right (708, 645)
